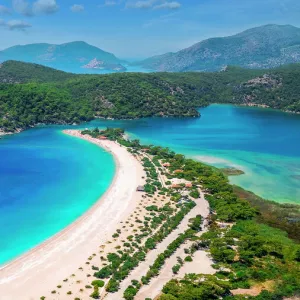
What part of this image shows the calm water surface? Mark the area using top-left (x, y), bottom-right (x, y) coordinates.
top-left (0, 104), bottom-right (299, 265)
top-left (89, 104), bottom-right (300, 204)
top-left (0, 129), bottom-right (115, 265)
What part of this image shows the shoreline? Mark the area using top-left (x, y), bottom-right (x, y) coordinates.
top-left (0, 130), bottom-right (145, 299)
top-left (1, 102), bottom-right (300, 137)
top-left (0, 131), bottom-right (118, 271)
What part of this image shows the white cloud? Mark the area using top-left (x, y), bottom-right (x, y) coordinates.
top-left (12, 0), bottom-right (33, 16)
top-left (71, 4), bottom-right (84, 12)
top-left (154, 1), bottom-right (181, 10)
top-left (126, 1), bottom-right (181, 10)
top-left (0, 19), bottom-right (32, 30)
top-left (33, 0), bottom-right (59, 14)
top-left (126, 1), bottom-right (154, 9)
top-left (0, 5), bottom-right (11, 15)
top-left (7, 19), bottom-right (32, 30)
top-left (12, 0), bottom-right (59, 16)
top-left (98, 0), bottom-right (121, 8)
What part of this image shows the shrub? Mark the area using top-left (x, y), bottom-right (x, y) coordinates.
top-left (190, 190), bottom-right (200, 199)
top-left (90, 286), bottom-right (100, 299)
top-left (177, 257), bottom-right (184, 265)
top-left (106, 278), bottom-right (120, 293)
top-left (94, 266), bottom-right (112, 278)
top-left (172, 264), bottom-right (181, 274)
top-left (124, 285), bottom-right (138, 300)
top-left (91, 280), bottom-right (105, 288)
top-left (184, 256), bottom-right (193, 262)
top-left (145, 238), bottom-right (156, 250)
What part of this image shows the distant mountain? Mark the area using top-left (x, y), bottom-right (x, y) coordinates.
top-left (136, 24), bottom-right (300, 72)
top-left (0, 41), bottom-right (126, 72)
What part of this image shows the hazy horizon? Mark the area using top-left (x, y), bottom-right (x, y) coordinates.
top-left (1, 0), bottom-right (300, 58)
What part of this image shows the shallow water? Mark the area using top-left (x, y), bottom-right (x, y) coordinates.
top-left (87, 104), bottom-right (300, 203)
top-left (0, 104), bottom-right (299, 265)
top-left (0, 129), bottom-right (115, 265)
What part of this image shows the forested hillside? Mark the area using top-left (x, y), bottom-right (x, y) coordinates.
top-left (1, 60), bottom-right (300, 133)
top-left (0, 61), bottom-right (74, 83)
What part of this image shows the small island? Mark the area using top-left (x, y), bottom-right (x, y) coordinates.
top-left (82, 58), bottom-right (127, 72)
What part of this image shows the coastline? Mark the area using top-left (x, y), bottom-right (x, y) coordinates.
top-left (0, 130), bottom-right (146, 299)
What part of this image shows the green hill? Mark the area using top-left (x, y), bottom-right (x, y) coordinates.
top-left (1, 60), bottom-right (300, 133)
top-left (0, 60), bottom-right (74, 83)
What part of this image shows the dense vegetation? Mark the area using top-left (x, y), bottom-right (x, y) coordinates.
top-left (82, 127), bottom-right (125, 140)
top-left (1, 60), bottom-right (300, 133)
top-left (0, 61), bottom-right (74, 83)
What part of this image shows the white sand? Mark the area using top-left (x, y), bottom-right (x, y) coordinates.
top-left (106, 191), bottom-right (212, 300)
top-left (0, 130), bottom-right (145, 300)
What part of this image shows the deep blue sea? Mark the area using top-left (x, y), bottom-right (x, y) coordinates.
top-left (0, 104), bottom-right (299, 265)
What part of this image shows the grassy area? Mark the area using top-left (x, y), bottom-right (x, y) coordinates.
top-left (233, 185), bottom-right (300, 242)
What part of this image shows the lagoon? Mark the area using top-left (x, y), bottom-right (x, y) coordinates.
top-left (89, 104), bottom-right (300, 204)
top-left (0, 129), bottom-right (115, 265)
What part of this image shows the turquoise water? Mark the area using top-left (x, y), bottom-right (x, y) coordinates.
top-left (87, 104), bottom-right (300, 203)
top-left (0, 128), bottom-right (115, 265)
top-left (0, 104), bottom-right (300, 265)
top-left (49, 63), bottom-right (152, 74)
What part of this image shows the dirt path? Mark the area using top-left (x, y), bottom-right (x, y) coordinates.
top-left (136, 193), bottom-right (211, 300)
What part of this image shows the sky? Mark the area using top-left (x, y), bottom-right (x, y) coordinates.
top-left (0, 0), bottom-right (300, 58)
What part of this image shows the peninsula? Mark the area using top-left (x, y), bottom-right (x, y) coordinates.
top-left (0, 128), bottom-right (299, 300)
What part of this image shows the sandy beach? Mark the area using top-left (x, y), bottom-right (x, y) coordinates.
top-left (0, 130), bottom-right (145, 299)
top-left (108, 190), bottom-right (212, 300)
top-left (0, 129), bottom-right (215, 300)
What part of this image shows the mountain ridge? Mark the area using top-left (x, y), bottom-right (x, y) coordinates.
top-left (136, 24), bottom-right (300, 72)
top-left (0, 41), bottom-right (126, 73)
